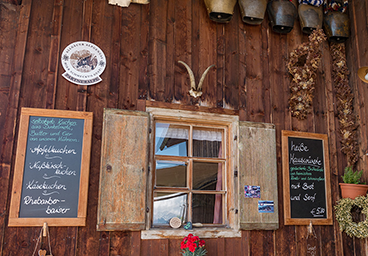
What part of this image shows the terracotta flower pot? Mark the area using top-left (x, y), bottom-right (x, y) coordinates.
top-left (339, 183), bottom-right (368, 199)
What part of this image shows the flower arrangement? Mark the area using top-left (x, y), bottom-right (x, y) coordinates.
top-left (335, 196), bottom-right (368, 238)
top-left (330, 43), bottom-right (359, 166)
top-left (180, 233), bottom-right (207, 256)
top-left (287, 28), bottom-right (326, 119)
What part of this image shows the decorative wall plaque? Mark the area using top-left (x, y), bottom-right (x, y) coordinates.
top-left (61, 41), bottom-right (106, 86)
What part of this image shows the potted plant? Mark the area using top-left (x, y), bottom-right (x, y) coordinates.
top-left (339, 166), bottom-right (368, 199)
top-left (180, 233), bottom-right (207, 256)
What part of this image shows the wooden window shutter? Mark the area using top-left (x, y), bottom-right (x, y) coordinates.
top-left (97, 109), bottom-right (149, 231)
top-left (238, 121), bottom-right (279, 230)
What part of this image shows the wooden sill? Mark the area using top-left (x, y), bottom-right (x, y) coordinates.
top-left (141, 228), bottom-right (241, 239)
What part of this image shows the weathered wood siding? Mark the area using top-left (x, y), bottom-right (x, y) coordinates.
top-left (0, 0), bottom-right (367, 255)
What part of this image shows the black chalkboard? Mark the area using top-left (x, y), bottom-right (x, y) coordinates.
top-left (9, 108), bottom-right (93, 226)
top-left (282, 131), bottom-right (332, 225)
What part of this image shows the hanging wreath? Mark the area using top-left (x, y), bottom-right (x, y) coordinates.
top-left (335, 196), bottom-right (368, 239)
top-left (330, 43), bottom-right (359, 166)
top-left (287, 28), bottom-right (326, 119)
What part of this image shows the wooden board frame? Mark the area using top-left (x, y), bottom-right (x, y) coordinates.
top-left (8, 108), bottom-right (93, 227)
top-left (282, 130), bottom-right (333, 225)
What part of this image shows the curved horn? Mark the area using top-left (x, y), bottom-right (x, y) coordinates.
top-left (178, 61), bottom-right (196, 90)
top-left (197, 64), bottom-right (215, 90)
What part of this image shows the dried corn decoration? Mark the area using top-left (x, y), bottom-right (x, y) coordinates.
top-left (330, 43), bottom-right (359, 166)
top-left (287, 29), bottom-right (326, 119)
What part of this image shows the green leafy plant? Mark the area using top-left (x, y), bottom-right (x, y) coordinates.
top-left (341, 166), bottom-right (365, 184)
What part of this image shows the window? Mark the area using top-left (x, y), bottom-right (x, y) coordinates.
top-left (96, 107), bottom-right (279, 238)
top-left (153, 122), bottom-right (226, 227)
top-left (144, 107), bottom-right (239, 238)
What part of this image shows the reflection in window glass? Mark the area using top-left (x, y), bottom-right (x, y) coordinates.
top-left (153, 192), bottom-right (187, 226)
top-left (192, 194), bottom-right (223, 224)
top-left (192, 162), bottom-right (222, 190)
top-left (193, 128), bottom-right (222, 158)
top-left (155, 123), bottom-right (188, 156)
top-left (156, 161), bottom-right (187, 187)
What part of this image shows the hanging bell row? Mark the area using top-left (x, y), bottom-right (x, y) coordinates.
top-left (203, 0), bottom-right (349, 42)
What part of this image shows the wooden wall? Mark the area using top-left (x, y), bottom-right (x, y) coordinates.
top-left (0, 0), bottom-right (367, 255)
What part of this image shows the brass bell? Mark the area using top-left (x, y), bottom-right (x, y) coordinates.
top-left (323, 11), bottom-right (350, 43)
top-left (267, 0), bottom-right (298, 34)
top-left (204, 0), bottom-right (237, 23)
top-left (298, 4), bottom-right (323, 34)
top-left (238, 0), bottom-right (268, 25)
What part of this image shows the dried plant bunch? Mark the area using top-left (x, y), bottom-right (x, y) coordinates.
top-left (287, 28), bottom-right (326, 119)
top-left (330, 43), bottom-right (359, 166)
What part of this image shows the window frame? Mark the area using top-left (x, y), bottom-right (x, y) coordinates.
top-left (142, 107), bottom-right (240, 239)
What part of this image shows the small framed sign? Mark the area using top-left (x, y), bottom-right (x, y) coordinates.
top-left (8, 108), bottom-right (93, 226)
top-left (282, 130), bottom-right (332, 225)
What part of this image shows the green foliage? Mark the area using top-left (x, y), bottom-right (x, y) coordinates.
top-left (341, 166), bottom-right (365, 184)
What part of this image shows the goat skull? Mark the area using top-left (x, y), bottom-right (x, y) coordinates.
top-left (178, 61), bottom-right (215, 98)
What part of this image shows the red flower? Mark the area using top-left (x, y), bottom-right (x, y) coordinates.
top-left (188, 242), bottom-right (197, 253)
top-left (180, 240), bottom-right (187, 250)
top-left (181, 233), bottom-right (207, 255)
top-left (199, 239), bottom-right (205, 247)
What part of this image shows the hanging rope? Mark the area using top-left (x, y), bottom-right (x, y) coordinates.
top-left (31, 224), bottom-right (53, 256)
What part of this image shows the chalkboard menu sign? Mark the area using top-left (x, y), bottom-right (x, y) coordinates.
top-left (8, 108), bottom-right (93, 227)
top-left (282, 130), bottom-right (332, 225)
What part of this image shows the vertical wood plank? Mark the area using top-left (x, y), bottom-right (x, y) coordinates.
top-left (0, 1), bottom-right (18, 181)
top-left (18, 0), bottom-right (54, 109)
top-left (1, 1), bottom-right (31, 255)
top-left (321, 40), bottom-right (343, 255)
top-left (163, 0), bottom-right (174, 103)
top-left (0, 3), bottom-right (18, 90)
top-left (119, 4), bottom-right (142, 110)
top-left (238, 21), bottom-right (246, 112)
top-left (77, 1), bottom-right (114, 255)
top-left (173, 0), bottom-right (192, 104)
top-left (110, 232), bottom-right (130, 255)
top-left (270, 27), bottom-right (296, 255)
top-left (138, 4), bottom-right (150, 100)
top-left (225, 237), bottom-right (242, 256)
top-left (45, 0), bottom-right (63, 110)
top-left (55, 0), bottom-right (83, 110)
top-left (313, 41), bottom-right (337, 256)
top-left (244, 24), bottom-right (265, 122)
top-left (216, 24), bottom-right (225, 108)
top-left (345, 0), bottom-right (368, 254)
top-left (148, 0), bottom-right (167, 101)
top-left (76, 0), bottom-right (93, 112)
top-left (286, 4), bottom-right (310, 254)
top-left (224, 12), bottom-right (239, 109)
top-left (169, 238), bottom-right (181, 256)
top-left (130, 231), bottom-right (141, 255)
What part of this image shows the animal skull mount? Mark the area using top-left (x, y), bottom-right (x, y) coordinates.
top-left (178, 61), bottom-right (215, 98)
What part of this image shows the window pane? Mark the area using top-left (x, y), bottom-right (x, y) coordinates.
top-left (153, 192), bottom-right (187, 226)
top-left (193, 162), bottom-right (222, 190)
top-left (156, 161), bottom-right (187, 187)
top-left (193, 128), bottom-right (222, 158)
top-left (192, 194), bottom-right (223, 224)
top-left (155, 123), bottom-right (188, 156)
